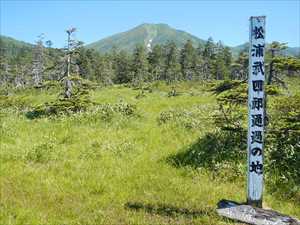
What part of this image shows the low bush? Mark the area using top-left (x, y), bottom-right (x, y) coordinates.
top-left (25, 140), bottom-right (56, 163)
top-left (158, 105), bottom-right (212, 129)
top-left (265, 94), bottom-right (300, 200)
top-left (26, 76), bottom-right (96, 119)
top-left (168, 129), bottom-right (246, 179)
top-left (0, 95), bottom-right (30, 111)
top-left (135, 90), bottom-right (146, 99)
top-left (167, 87), bottom-right (180, 97)
top-left (26, 95), bottom-right (93, 119)
top-left (94, 101), bottom-right (137, 122)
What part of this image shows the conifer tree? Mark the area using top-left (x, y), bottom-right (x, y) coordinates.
top-left (132, 45), bottom-right (149, 86)
top-left (192, 44), bottom-right (206, 80)
top-left (213, 41), bottom-right (230, 80)
top-left (164, 41), bottom-right (181, 83)
top-left (148, 44), bottom-right (164, 81)
top-left (223, 46), bottom-right (232, 67)
top-left (231, 51), bottom-right (248, 80)
top-left (77, 47), bottom-right (93, 80)
top-left (267, 41), bottom-right (288, 84)
top-left (114, 50), bottom-right (131, 83)
top-left (94, 54), bottom-right (114, 85)
top-left (180, 40), bottom-right (196, 80)
top-left (202, 37), bottom-right (216, 79)
top-left (203, 37), bottom-right (215, 59)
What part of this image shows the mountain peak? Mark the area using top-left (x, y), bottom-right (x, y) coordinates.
top-left (85, 24), bottom-right (299, 56)
top-left (137, 23), bottom-right (170, 28)
top-left (87, 23), bottom-right (204, 53)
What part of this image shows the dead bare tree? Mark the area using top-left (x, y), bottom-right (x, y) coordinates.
top-left (0, 47), bottom-right (11, 86)
top-left (32, 33), bottom-right (45, 87)
top-left (64, 27), bottom-right (82, 98)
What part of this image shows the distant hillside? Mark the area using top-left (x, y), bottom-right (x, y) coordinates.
top-left (0, 35), bottom-right (33, 59)
top-left (1, 26), bottom-right (299, 58)
top-left (231, 42), bottom-right (300, 57)
top-left (282, 47), bottom-right (300, 57)
top-left (87, 23), bottom-right (299, 57)
top-left (86, 23), bottom-right (206, 53)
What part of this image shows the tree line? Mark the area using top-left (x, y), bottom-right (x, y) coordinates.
top-left (0, 29), bottom-right (299, 90)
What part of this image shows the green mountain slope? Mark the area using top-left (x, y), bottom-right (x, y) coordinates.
top-left (87, 23), bottom-right (299, 56)
top-left (0, 35), bottom-right (33, 59)
top-left (282, 46), bottom-right (300, 57)
top-left (86, 23), bottom-right (206, 52)
top-left (231, 42), bottom-right (300, 57)
top-left (1, 25), bottom-right (298, 58)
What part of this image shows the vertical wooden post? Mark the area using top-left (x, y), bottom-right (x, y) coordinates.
top-left (247, 16), bottom-right (266, 208)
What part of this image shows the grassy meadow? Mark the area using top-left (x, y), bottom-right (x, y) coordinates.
top-left (0, 80), bottom-right (299, 225)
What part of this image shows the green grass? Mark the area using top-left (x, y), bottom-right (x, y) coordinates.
top-left (0, 82), bottom-right (299, 225)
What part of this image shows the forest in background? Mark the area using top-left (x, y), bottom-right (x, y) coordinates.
top-left (1, 26), bottom-right (299, 89)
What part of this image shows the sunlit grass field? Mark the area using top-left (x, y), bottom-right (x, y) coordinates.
top-left (1, 81), bottom-right (299, 225)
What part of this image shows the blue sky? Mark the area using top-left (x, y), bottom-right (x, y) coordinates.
top-left (1, 0), bottom-right (299, 48)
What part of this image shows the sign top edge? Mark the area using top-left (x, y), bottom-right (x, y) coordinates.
top-left (249, 16), bottom-right (266, 19)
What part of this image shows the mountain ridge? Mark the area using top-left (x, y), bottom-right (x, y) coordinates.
top-left (0, 35), bottom-right (34, 58)
top-left (86, 23), bottom-right (206, 53)
top-left (86, 23), bottom-right (299, 56)
top-left (1, 23), bottom-right (299, 57)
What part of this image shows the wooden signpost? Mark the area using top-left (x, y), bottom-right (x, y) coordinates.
top-left (247, 16), bottom-right (266, 208)
top-left (216, 16), bottom-right (300, 225)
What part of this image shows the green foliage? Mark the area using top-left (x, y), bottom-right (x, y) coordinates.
top-left (167, 87), bottom-right (179, 97)
top-left (212, 80), bottom-right (281, 105)
top-left (26, 76), bottom-right (95, 118)
top-left (202, 37), bottom-right (215, 59)
top-left (0, 35), bottom-right (33, 60)
top-left (180, 40), bottom-right (196, 80)
top-left (25, 140), bottom-right (56, 163)
top-left (148, 45), bottom-right (165, 81)
top-left (135, 90), bottom-right (147, 99)
top-left (86, 23), bottom-right (205, 53)
top-left (96, 101), bottom-right (137, 121)
top-left (0, 95), bottom-right (30, 111)
top-left (211, 81), bottom-right (248, 133)
top-left (212, 41), bottom-right (231, 80)
top-left (112, 101), bottom-right (137, 116)
top-left (265, 94), bottom-right (300, 193)
top-left (113, 50), bottom-right (132, 84)
top-left (273, 56), bottom-right (300, 73)
top-left (26, 96), bottom-right (92, 119)
top-left (40, 80), bottom-right (60, 88)
top-left (2, 32), bottom-right (298, 90)
top-left (132, 45), bottom-right (149, 85)
top-left (207, 80), bottom-right (299, 200)
top-left (210, 80), bottom-right (242, 94)
top-left (265, 85), bottom-right (281, 95)
top-left (158, 105), bottom-right (211, 130)
top-left (168, 130), bottom-right (246, 178)
top-left (230, 51), bottom-right (248, 80)
top-left (164, 41), bottom-right (182, 83)
top-left (65, 75), bottom-right (97, 95)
